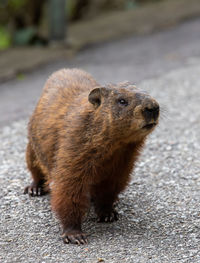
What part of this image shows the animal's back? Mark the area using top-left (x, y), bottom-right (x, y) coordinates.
top-left (39, 68), bottom-right (99, 108)
top-left (28, 68), bottom-right (99, 174)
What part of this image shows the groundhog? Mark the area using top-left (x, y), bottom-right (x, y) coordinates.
top-left (24, 68), bottom-right (159, 245)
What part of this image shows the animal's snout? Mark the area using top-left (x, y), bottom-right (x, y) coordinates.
top-left (142, 99), bottom-right (159, 122)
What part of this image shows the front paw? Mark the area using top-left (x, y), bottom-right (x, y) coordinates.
top-left (62, 230), bottom-right (88, 245)
top-left (97, 209), bottom-right (119, 223)
top-left (24, 181), bottom-right (46, 196)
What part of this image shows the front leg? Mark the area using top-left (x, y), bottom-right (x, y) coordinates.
top-left (91, 180), bottom-right (120, 223)
top-left (96, 203), bottom-right (119, 223)
top-left (51, 178), bottom-right (89, 245)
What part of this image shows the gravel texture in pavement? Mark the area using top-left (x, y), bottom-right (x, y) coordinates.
top-left (1, 18), bottom-right (200, 127)
top-left (1, 62), bottom-right (200, 262)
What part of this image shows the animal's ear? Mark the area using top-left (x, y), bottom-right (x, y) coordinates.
top-left (88, 87), bottom-right (109, 107)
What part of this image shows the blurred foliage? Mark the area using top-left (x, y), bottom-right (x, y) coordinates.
top-left (0, 0), bottom-right (163, 48)
top-left (0, 0), bottom-right (45, 26)
top-left (13, 27), bottom-right (36, 45)
top-left (16, 73), bottom-right (25, 80)
top-left (0, 26), bottom-right (11, 50)
top-left (0, 0), bottom-right (46, 48)
top-left (8, 0), bottom-right (26, 11)
top-left (67, 0), bottom-right (163, 21)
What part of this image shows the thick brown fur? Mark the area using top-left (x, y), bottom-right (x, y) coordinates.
top-left (24, 68), bottom-right (159, 244)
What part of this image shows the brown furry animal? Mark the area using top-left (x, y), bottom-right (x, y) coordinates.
top-left (24, 68), bottom-right (159, 245)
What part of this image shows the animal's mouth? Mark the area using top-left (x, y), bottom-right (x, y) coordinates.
top-left (142, 123), bottom-right (157, 130)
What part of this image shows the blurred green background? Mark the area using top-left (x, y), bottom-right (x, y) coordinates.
top-left (0, 0), bottom-right (162, 50)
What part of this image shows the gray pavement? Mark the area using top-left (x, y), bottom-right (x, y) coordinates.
top-left (1, 19), bottom-right (200, 263)
top-left (1, 0), bottom-right (200, 83)
top-left (1, 18), bottom-right (200, 127)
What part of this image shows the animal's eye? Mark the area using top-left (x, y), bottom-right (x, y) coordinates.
top-left (118, 98), bottom-right (128, 106)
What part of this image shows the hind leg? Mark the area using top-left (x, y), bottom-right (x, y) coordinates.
top-left (24, 142), bottom-right (48, 196)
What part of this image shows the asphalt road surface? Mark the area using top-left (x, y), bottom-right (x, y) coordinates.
top-left (1, 18), bottom-right (200, 127)
top-left (1, 18), bottom-right (200, 263)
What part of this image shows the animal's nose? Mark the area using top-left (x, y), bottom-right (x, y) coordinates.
top-left (142, 100), bottom-right (159, 122)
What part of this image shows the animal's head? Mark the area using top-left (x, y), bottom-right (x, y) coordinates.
top-left (88, 82), bottom-right (159, 143)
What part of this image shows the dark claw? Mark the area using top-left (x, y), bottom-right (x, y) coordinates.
top-left (97, 210), bottom-right (119, 223)
top-left (63, 238), bottom-right (69, 244)
top-left (62, 231), bottom-right (88, 245)
top-left (24, 182), bottom-right (46, 197)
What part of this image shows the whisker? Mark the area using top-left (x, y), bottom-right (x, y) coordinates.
top-left (159, 103), bottom-right (171, 121)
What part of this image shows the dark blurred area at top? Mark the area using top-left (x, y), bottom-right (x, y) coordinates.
top-left (0, 0), bottom-right (163, 49)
